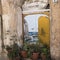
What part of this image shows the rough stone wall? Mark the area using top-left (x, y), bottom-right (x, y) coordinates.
top-left (1, 0), bottom-right (23, 46)
top-left (0, 1), bottom-right (2, 55)
top-left (50, 0), bottom-right (60, 60)
top-left (0, 2), bottom-right (1, 15)
top-left (0, 16), bottom-right (2, 55)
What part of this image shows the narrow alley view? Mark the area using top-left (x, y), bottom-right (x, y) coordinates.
top-left (0, 0), bottom-right (60, 60)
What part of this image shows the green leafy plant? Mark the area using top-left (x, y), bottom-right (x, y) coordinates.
top-left (6, 43), bottom-right (21, 60)
top-left (21, 43), bottom-right (28, 51)
top-left (26, 44), bottom-right (40, 58)
top-left (6, 45), bottom-right (13, 59)
top-left (40, 45), bottom-right (51, 60)
top-left (31, 44), bottom-right (39, 53)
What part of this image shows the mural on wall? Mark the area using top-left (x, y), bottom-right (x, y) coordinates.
top-left (24, 13), bottom-right (50, 46)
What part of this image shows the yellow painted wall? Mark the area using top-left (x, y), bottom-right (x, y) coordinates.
top-left (38, 16), bottom-right (50, 46)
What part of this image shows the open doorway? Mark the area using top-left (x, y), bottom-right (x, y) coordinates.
top-left (22, 10), bottom-right (51, 59)
top-left (22, 0), bottom-right (51, 59)
top-left (24, 14), bottom-right (50, 46)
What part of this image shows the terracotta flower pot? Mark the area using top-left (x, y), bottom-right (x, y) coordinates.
top-left (15, 57), bottom-right (20, 60)
top-left (21, 50), bottom-right (27, 58)
top-left (41, 53), bottom-right (46, 60)
top-left (32, 52), bottom-right (39, 60)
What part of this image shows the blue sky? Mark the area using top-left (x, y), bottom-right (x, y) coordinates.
top-left (24, 14), bottom-right (47, 32)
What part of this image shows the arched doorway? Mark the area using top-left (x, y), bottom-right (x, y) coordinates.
top-left (38, 16), bottom-right (50, 46)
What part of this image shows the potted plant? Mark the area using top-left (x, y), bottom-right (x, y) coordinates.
top-left (31, 44), bottom-right (39, 60)
top-left (6, 43), bottom-right (21, 60)
top-left (21, 43), bottom-right (28, 58)
top-left (6, 45), bottom-right (13, 60)
top-left (12, 43), bottom-right (21, 60)
top-left (40, 45), bottom-right (50, 60)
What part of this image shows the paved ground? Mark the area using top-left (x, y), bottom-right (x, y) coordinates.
top-left (0, 52), bottom-right (9, 60)
top-left (0, 56), bottom-right (9, 60)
